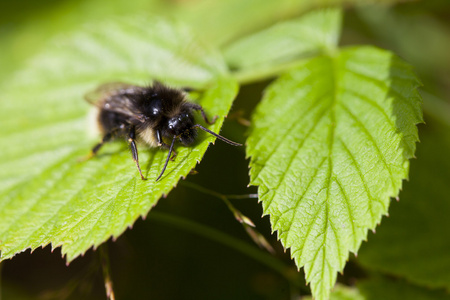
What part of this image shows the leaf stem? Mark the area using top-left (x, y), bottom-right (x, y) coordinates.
top-left (180, 181), bottom-right (274, 250)
top-left (180, 181), bottom-right (257, 200)
top-left (180, 181), bottom-right (224, 199)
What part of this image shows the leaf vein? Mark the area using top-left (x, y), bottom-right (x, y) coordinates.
top-left (339, 103), bottom-right (396, 190)
top-left (345, 88), bottom-right (413, 155)
top-left (263, 105), bottom-right (330, 212)
top-left (345, 67), bottom-right (419, 120)
top-left (3, 154), bottom-right (117, 253)
top-left (251, 92), bottom-right (331, 182)
top-left (0, 148), bottom-right (80, 236)
top-left (279, 156), bottom-right (327, 240)
top-left (338, 138), bottom-right (375, 221)
top-left (333, 175), bottom-right (359, 249)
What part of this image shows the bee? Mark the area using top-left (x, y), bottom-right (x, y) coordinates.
top-left (84, 81), bottom-right (241, 181)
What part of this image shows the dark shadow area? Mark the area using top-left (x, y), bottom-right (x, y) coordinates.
top-left (1, 246), bottom-right (105, 300)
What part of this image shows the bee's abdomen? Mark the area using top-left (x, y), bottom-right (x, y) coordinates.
top-left (98, 109), bottom-right (129, 137)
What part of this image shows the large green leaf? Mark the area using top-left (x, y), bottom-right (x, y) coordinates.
top-left (0, 17), bottom-right (237, 262)
top-left (358, 120), bottom-right (450, 290)
top-left (246, 46), bottom-right (422, 299)
top-left (224, 8), bottom-right (342, 69)
top-left (0, 0), bottom-right (168, 83)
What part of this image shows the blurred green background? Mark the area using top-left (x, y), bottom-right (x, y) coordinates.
top-left (1, 0), bottom-right (450, 299)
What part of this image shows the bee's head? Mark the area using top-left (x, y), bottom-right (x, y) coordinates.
top-left (167, 112), bottom-right (197, 145)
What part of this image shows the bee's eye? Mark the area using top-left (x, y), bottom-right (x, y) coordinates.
top-left (168, 118), bottom-right (177, 130)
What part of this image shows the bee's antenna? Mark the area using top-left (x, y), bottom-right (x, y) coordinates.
top-left (156, 135), bottom-right (177, 181)
top-left (193, 124), bottom-right (242, 146)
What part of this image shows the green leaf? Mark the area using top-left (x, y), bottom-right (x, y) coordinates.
top-left (358, 121), bottom-right (450, 290)
top-left (0, 17), bottom-right (237, 262)
top-left (0, 0), bottom-right (168, 83)
top-left (176, 0), bottom-right (407, 47)
top-left (303, 284), bottom-right (366, 300)
top-left (246, 46), bottom-right (422, 299)
top-left (224, 8), bottom-right (342, 69)
top-left (328, 285), bottom-right (365, 300)
top-left (176, 0), bottom-right (339, 47)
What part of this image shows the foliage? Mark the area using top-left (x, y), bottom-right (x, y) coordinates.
top-left (1, 0), bottom-right (449, 299)
top-left (246, 46), bottom-right (421, 299)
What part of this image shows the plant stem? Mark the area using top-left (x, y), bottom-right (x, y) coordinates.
top-left (180, 181), bottom-right (256, 201)
top-left (226, 193), bottom-right (259, 199)
top-left (0, 263), bottom-right (2, 300)
top-left (180, 181), bottom-right (224, 199)
top-left (149, 211), bottom-right (304, 288)
top-left (99, 244), bottom-right (115, 300)
top-left (180, 181), bottom-right (275, 249)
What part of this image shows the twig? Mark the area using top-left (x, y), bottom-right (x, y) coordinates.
top-left (180, 181), bottom-right (274, 253)
top-left (99, 244), bottom-right (115, 300)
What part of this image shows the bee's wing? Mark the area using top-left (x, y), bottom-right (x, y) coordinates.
top-left (84, 82), bottom-right (147, 123)
top-left (84, 82), bottom-right (139, 105)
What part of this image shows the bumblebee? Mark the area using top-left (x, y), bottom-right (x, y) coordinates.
top-left (85, 81), bottom-right (241, 181)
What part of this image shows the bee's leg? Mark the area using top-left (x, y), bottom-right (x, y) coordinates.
top-left (128, 127), bottom-right (146, 180)
top-left (79, 132), bottom-right (113, 162)
top-left (156, 129), bottom-right (166, 147)
top-left (92, 132), bottom-right (112, 155)
top-left (169, 150), bottom-right (178, 161)
top-left (156, 135), bottom-right (177, 181)
top-left (156, 129), bottom-right (177, 161)
top-left (187, 103), bottom-right (217, 125)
